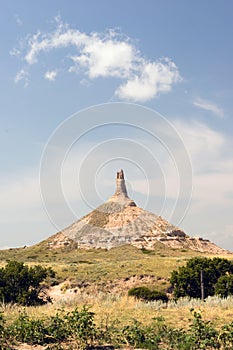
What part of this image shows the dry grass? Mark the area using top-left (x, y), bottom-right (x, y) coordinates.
top-left (2, 293), bottom-right (233, 331)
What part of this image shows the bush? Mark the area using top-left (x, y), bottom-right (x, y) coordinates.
top-left (8, 311), bottom-right (47, 345)
top-left (66, 306), bottom-right (96, 349)
top-left (189, 309), bottom-right (219, 349)
top-left (47, 309), bottom-right (70, 342)
top-left (121, 320), bottom-right (146, 347)
top-left (128, 286), bottom-right (168, 302)
top-left (0, 260), bottom-right (55, 306)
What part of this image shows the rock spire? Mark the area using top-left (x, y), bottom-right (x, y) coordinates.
top-left (115, 169), bottom-right (128, 197)
top-left (108, 169), bottom-right (136, 206)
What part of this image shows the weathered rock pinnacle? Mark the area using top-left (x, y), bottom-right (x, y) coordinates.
top-left (115, 169), bottom-right (128, 197)
top-left (108, 169), bottom-right (136, 206)
top-left (45, 169), bottom-right (229, 254)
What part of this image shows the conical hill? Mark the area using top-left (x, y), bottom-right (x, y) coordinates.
top-left (46, 170), bottom-right (227, 254)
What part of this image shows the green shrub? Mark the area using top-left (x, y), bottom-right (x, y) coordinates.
top-left (128, 286), bottom-right (168, 302)
top-left (9, 311), bottom-right (47, 345)
top-left (189, 309), bottom-right (220, 349)
top-left (0, 260), bottom-right (55, 306)
top-left (66, 306), bottom-right (96, 349)
top-left (219, 321), bottom-right (233, 349)
top-left (47, 309), bottom-right (70, 342)
top-left (121, 320), bottom-right (146, 347)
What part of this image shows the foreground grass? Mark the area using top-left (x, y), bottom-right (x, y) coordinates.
top-left (3, 292), bottom-right (233, 331)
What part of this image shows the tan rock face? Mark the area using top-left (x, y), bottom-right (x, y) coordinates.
top-left (47, 170), bottom-right (229, 254)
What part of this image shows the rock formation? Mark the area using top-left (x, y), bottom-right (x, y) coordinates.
top-left (107, 169), bottom-right (136, 207)
top-left (47, 170), bottom-right (228, 254)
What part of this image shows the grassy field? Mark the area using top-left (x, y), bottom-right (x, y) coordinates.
top-left (0, 241), bottom-right (233, 333)
top-left (0, 241), bottom-right (215, 282)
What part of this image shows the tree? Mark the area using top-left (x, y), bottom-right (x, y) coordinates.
top-left (170, 257), bottom-right (233, 299)
top-left (0, 261), bottom-right (55, 306)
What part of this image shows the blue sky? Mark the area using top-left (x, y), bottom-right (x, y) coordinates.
top-left (1, 1), bottom-right (233, 250)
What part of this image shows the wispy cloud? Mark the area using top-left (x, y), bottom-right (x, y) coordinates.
top-left (14, 14), bottom-right (23, 26)
top-left (14, 68), bottom-right (29, 87)
top-left (193, 97), bottom-right (224, 118)
top-left (174, 120), bottom-right (227, 173)
top-left (44, 70), bottom-right (57, 81)
top-left (174, 119), bottom-right (233, 206)
top-left (12, 17), bottom-right (181, 101)
top-left (197, 225), bottom-right (233, 251)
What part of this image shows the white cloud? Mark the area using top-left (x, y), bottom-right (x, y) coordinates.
top-left (193, 97), bottom-right (224, 118)
top-left (13, 18), bottom-right (181, 101)
top-left (69, 39), bottom-right (135, 79)
top-left (14, 69), bottom-right (29, 86)
top-left (116, 59), bottom-right (181, 101)
top-left (44, 70), bottom-right (57, 81)
top-left (10, 48), bottom-right (21, 57)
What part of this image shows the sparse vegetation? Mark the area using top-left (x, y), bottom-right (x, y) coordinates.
top-left (88, 209), bottom-right (110, 228)
top-left (88, 202), bottom-right (123, 228)
top-left (0, 244), bottom-right (205, 289)
top-left (0, 306), bottom-right (233, 349)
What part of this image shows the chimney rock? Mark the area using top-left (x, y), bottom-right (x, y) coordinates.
top-left (108, 169), bottom-right (136, 207)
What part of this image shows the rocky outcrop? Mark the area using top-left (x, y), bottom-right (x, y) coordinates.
top-left (47, 170), bottom-right (229, 254)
